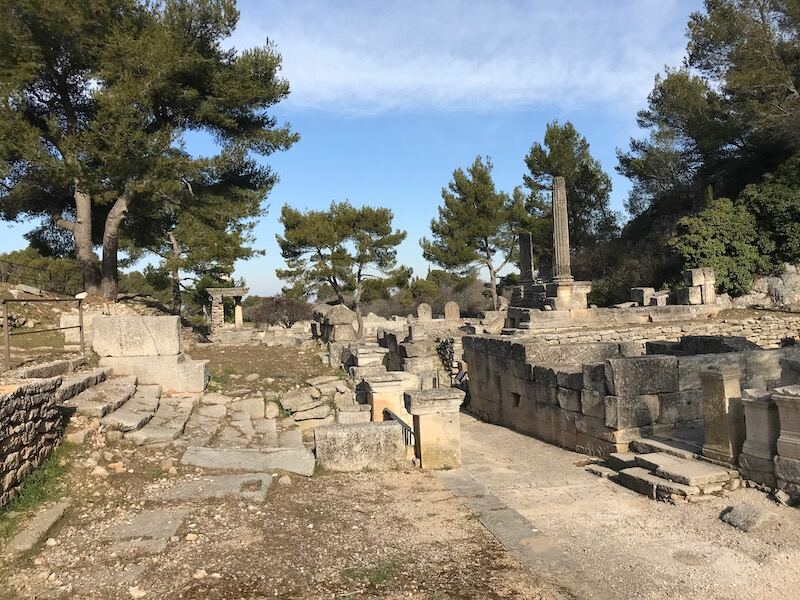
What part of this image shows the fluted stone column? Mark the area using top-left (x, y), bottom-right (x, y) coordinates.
top-left (552, 176), bottom-right (573, 282)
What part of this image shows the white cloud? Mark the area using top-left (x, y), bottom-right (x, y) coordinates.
top-left (229, 0), bottom-right (696, 115)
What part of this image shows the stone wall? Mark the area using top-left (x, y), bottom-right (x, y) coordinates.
top-left (463, 335), bottom-right (800, 457)
top-left (509, 314), bottom-right (800, 350)
top-left (0, 377), bottom-right (65, 507)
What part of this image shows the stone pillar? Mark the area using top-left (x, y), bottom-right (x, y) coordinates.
top-left (417, 303), bottom-right (432, 321)
top-left (365, 373), bottom-right (413, 424)
top-left (699, 365), bottom-right (745, 464)
top-left (404, 388), bottom-right (465, 470)
top-left (739, 389), bottom-right (780, 486)
top-left (551, 176), bottom-right (573, 282)
top-left (234, 297), bottom-right (243, 330)
top-left (773, 385), bottom-right (800, 460)
top-left (210, 295), bottom-right (224, 334)
top-left (518, 232), bottom-right (534, 283)
top-left (444, 301), bottom-right (460, 322)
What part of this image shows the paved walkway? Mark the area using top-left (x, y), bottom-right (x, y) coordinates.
top-left (438, 414), bottom-right (800, 600)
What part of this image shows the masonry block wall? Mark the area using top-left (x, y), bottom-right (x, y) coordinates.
top-left (463, 336), bottom-right (799, 457)
top-left (0, 377), bottom-right (65, 507)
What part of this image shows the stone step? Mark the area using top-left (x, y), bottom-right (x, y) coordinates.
top-left (62, 374), bottom-right (135, 417)
top-left (124, 395), bottom-right (199, 445)
top-left (630, 437), bottom-right (699, 461)
top-left (654, 459), bottom-right (733, 487)
top-left (618, 467), bottom-right (700, 500)
top-left (176, 404), bottom-right (227, 447)
top-left (607, 452), bottom-right (638, 471)
top-left (54, 368), bottom-right (113, 404)
top-left (101, 385), bottom-right (161, 431)
top-left (14, 357), bottom-right (85, 380)
top-left (179, 446), bottom-right (315, 477)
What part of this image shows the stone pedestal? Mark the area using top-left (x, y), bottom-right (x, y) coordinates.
top-left (773, 385), bottom-right (800, 460)
top-left (404, 388), bottom-right (465, 470)
top-left (545, 280), bottom-right (592, 311)
top-left (699, 365), bottom-right (745, 464)
top-left (364, 373), bottom-right (419, 424)
top-left (739, 389), bottom-right (780, 486)
top-left (234, 299), bottom-right (244, 330)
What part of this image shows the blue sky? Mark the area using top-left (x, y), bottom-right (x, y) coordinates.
top-left (0, 0), bottom-right (703, 295)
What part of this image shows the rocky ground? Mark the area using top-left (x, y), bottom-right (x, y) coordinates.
top-left (0, 343), bottom-right (558, 600)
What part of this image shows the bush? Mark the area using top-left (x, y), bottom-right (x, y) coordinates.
top-left (668, 197), bottom-right (775, 296)
top-left (248, 295), bottom-right (312, 327)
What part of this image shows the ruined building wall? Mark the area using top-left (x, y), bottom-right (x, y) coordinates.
top-left (0, 377), bottom-right (65, 507)
top-left (513, 314), bottom-right (800, 350)
top-left (463, 336), bottom-right (800, 457)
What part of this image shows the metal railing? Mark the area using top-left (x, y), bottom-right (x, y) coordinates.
top-left (2, 298), bottom-right (85, 372)
top-left (0, 260), bottom-right (81, 296)
top-left (383, 407), bottom-right (415, 448)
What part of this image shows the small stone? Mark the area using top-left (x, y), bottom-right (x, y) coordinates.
top-left (65, 430), bottom-right (88, 445)
top-left (193, 569), bottom-right (207, 580)
top-left (45, 538), bottom-right (57, 547)
top-left (91, 466), bottom-right (109, 478)
top-left (720, 503), bottom-right (776, 532)
top-left (103, 452), bottom-right (114, 462)
top-left (278, 475), bottom-right (291, 486)
top-left (108, 462), bottom-right (126, 474)
top-left (106, 431), bottom-right (123, 443)
top-left (185, 533), bottom-right (198, 542)
top-left (772, 489), bottom-right (792, 506)
top-left (211, 572), bottom-right (222, 579)
top-left (160, 459), bottom-right (174, 472)
top-left (128, 586), bottom-right (147, 599)
top-left (245, 373), bottom-right (260, 382)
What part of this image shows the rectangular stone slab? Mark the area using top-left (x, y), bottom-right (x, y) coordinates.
top-left (106, 508), bottom-right (188, 541)
top-left (91, 316), bottom-right (181, 357)
top-left (618, 467), bottom-right (700, 498)
top-left (179, 446), bottom-right (315, 477)
top-left (5, 500), bottom-right (70, 554)
top-left (158, 474), bottom-right (273, 502)
top-left (654, 460), bottom-right (730, 486)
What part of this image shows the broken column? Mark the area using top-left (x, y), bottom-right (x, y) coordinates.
top-left (234, 296), bottom-right (244, 330)
top-left (518, 232), bottom-right (534, 283)
top-left (404, 387), bottom-right (465, 470)
top-left (699, 365), bottom-right (745, 464)
top-left (739, 389), bottom-right (780, 487)
top-left (552, 176), bottom-right (572, 283)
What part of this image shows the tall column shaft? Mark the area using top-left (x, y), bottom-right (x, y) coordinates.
top-left (552, 176), bottom-right (573, 281)
top-left (518, 232), bottom-right (533, 283)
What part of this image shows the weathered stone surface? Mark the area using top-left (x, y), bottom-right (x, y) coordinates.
top-left (99, 354), bottom-right (208, 393)
top-left (444, 301), bottom-right (460, 321)
top-left (741, 390), bottom-right (779, 460)
top-left (124, 395), bottom-right (196, 445)
top-left (634, 452), bottom-right (682, 472)
top-left (106, 509), bottom-right (187, 541)
top-left (179, 446), bottom-right (315, 476)
top-left (101, 385), bottom-right (160, 431)
top-left (64, 375), bottom-right (138, 418)
top-left (618, 467), bottom-right (699, 498)
top-left (774, 455), bottom-right (800, 484)
top-left (158, 474), bottom-right (272, 502)
top-left (631, 287), bottom-right (656, 307)
top-left (417, 303), bottom-right (432, 321)
top-left (15, 358), bottom-right (85, 380)
top-left (604, 356), bottom-right (678, 396)
top-left (655, 459), bottom-right (730, 486)
top-left (580, 389), bottom-right (605, 419)
top-left (314, 422), bottom-right (406, 472)
top-left (658, 390), bottom-right (703, 425)
top-left (773, 388), bottom-right (800, 460)
top-left (678, 354), bottom-right (745, 391)
top-left (720, 503), bottom-right (776, 532)
top-left (557, 387), bottom-right (581, 413)
top-left (293, 404), bottom-right (332, 421)
top-left (280, 387), bottom-right (326, 413)
top-left (230, 397), bottom-right (264, 419)
top-left (582, 363), bottom-right (606, 393)
top-left (701, 366), bottom-right (745, 464)
top-left (91, 316), bottom-right (181, 357)
top-left (5, 501), bottom-right (70, 555)
top-left (336, 404), bottom-right (371, 425)
top-left (54, 368), bottom-right (112, 403)
top-left (556, 367), bottom-right (583, 390)
top-left (604, 395), bottom-right (659, 429)
top-left (607, 452), bottom-right (637, 471)
top-left (404, 388), bottom-right (465, 415)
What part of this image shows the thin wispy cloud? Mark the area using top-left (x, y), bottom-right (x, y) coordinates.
top-left (232, 0), bottom-right (695, 115)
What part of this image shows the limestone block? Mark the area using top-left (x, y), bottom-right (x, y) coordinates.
top-left (405, 388), bottom-right (465, 470)
top-left (533, 364), bottom-right (558, 387)
top-left (678, 354), bottom-right (745, 391)
top-left (444, 301), bottom-right (460, 322)
top-left (99, 354), bottom-right (207, 393)
top-left (91, 316), bottom-right (181, 357)
top-left (700, 366), bottom-right (745, 464)
top-left (631, 287), bottom-right (655, 307)
top-left (582, 363), bottom-right (606, 393)
top-left (676, 286), bottom-right (703, 305)
top-left (604, 395), bottom-right (660, 429)
top-left (416, 303), bottom-right (432, 321)
top-left (280, 387), bottom-right (326, 413)
top-left (658, 390), bottom-right (703, 424)
top-left (741, 389), bottom-right (779, 461)
top-left (556, 367), bottom-right (583, 390)
top-left (575, 432), bottom-right (629, 457)
top-left (314, 422), bottom-right (406, 472)
top-left (649, 291), bottom-right (670, 306)
top-left (557, 387), bottom-right (581, 413)
top-left (604, 356), bottom-right (678, 396)
top-left (336, 405), bottom-right (371, 425)
top-left (780, 356), bottom-right (800, 385)
top-left (774, 455), bottom-right (800, 484)
top-left (744, 350), bottom-right (783, 390)
top-left (580, 389), bottom-right (605, 419)
top-left (683, 268), bottom-right (706, 287)
top-left (773, 386), bottom-right (800, 460)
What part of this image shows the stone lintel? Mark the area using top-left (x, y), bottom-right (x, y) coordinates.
top-left (404, 388), bottom-right (465, 415)
top-left (206, 286), bottom-right (249, 298)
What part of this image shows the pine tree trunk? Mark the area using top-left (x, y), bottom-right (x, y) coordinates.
top-left (73, 188), bottom-right (101, 295)
top-left (169, 233), bottom-right (182, 314)
top-left (354, 283), bottom-right (364, 339)
top-left (100, 191), bottom-right (133, 300)
top-left (488, 264), bottom-right (499, 310)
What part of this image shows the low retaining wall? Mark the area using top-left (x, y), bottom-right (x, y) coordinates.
top-left (0, 377), bottom-right (65, 507)
top-left (463, 335), bottom-right (800, 456)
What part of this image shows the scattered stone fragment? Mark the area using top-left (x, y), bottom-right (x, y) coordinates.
top-left (129, 587), bottom-right (147, 599)
top-left (720, 503), bottom-right (776, 532)
top-left (91, 466), bottom-right (109, 478)
top-left (157, 474), bottom-right (272, 502)
top-left (278, 475), bottom-right (291, 486)
top-left (245, 373), bottom-right (260, 382)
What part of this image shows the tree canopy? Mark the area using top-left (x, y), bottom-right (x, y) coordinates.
top-left (277, 201), bottom-right (407, 335)
top-left (0, 0), bottom-right (296, 299)
top-left (421, 156), bottom-right (523, 310)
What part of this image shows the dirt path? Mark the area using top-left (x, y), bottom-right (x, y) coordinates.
top-left (440, 414), bottom-right (800, 600)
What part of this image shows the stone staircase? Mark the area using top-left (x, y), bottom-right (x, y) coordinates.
top-left (587, 435), bottom-right (741, 502)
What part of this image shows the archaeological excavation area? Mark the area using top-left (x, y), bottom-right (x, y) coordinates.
top-left (0, 186), bottom-right (798, 600)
